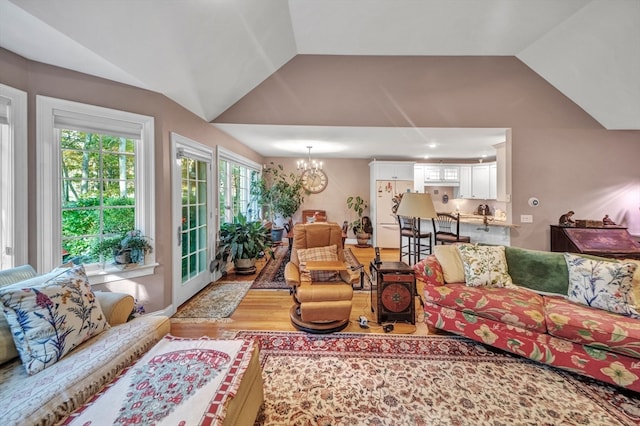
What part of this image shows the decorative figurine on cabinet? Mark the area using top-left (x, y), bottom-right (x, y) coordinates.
top-left (559, 211), bottom-right (576, 226)
top-left (603, 214), bottom-right (616, 226)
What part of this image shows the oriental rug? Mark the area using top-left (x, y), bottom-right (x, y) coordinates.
top-left (234, 331), bottom-right (640, 426)
top-left (171, 281), bottom-right (252, 322)
top-left (251, 245), bottom-right (290, 289)
top-left (251, 246), bottom-right (370, 290)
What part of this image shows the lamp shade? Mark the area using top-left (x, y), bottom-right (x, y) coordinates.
top-left (395, 192), bottom-right (437, 219)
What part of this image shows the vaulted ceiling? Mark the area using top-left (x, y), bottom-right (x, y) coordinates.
top-left (1, 0), bottom-right (638, 159)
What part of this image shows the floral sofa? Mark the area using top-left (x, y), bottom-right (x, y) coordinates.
top-left (415, 244), bottom-right (640, 392)
top-left (0, 264), bottom-right (170, 425)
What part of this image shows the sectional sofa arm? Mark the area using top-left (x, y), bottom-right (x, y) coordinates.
top-left (95, 291), bottom-right (135, 326)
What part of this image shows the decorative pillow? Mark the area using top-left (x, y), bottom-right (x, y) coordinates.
top-left (623, 259), bottom-right (640, 310)
top-left (0, 264), bottom-right (75, 365)
top-left (0, 264), bottom-right (110, 375)
top-left (433, 245), bottom-right (466, 283)
top-left (413, 255), bottom-right (444, 286)
top-left (564, 253), bottom-right (639, 318)
top-left (297, 244), bottom-right (340, 282)
top-left (456, 244), bottom-right (514, 288)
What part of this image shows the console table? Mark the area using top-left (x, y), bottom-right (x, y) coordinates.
top-left (550, 225), bottom-right (640, 259)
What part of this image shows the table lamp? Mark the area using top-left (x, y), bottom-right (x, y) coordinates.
top-left (395, 192), bottom-right (437, 264)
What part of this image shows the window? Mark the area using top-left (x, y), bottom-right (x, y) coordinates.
top-left (217, 147), bottom-right (261, 225)
top-left (0, 84), bottom-right (28, 270)
top-left (37, 96), bottom-right (155, 283)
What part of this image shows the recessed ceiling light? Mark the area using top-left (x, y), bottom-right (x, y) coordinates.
top-left (428, 143), bottom-right (437, 149)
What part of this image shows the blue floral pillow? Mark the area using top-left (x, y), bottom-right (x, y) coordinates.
top-left (0, 265), bottom-right (110, 375)
top-left (564, 253), bottom-right (639, 318)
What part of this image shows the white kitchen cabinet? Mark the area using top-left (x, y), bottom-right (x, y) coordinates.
top-left (489, 163), bottom-right (497, 200)
top-left (456, 166), bottom-right (472, 199)
top-left (455, 163), bottom-right (496, 200)
top-left (371, 161), bottom-right (415, 181)
top-left (413, 164), bottom-right (424, 192)
top-left (472, 165), bottom-right (491, 199)
top-left (423, 165), bottom-right (460, 184)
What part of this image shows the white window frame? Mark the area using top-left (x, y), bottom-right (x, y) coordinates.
top-left (217, 146), bottom-right (261, 223)
top-left (0, 84), bottom-right (28, 269)
top-left (36, 96), bottom-right (155, 284)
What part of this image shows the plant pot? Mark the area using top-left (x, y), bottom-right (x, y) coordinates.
top-left (234, 258), bottom-right (257, 275)
top-left (356, 233), bottom-right (371, 247)
top-left (271, 227), bottom-right (285, 244)
top-left (114, 250), bottom-right (132, 265)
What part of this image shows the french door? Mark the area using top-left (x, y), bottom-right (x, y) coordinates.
top-left (171, 133), bottom-right (214, 309)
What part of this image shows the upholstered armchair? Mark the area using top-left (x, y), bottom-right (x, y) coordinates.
top-left (284, 222), bottom-right (358, 333)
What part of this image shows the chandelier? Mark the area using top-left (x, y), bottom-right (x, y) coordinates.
top-left (297, 146), bottom-right (323, 172)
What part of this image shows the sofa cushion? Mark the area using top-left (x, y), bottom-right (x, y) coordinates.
top-left (424, 283), bottom-right (547, 333)
top-left (433, 245), bottom-right (465, 283)
top-left (297, 244), bottom-right (340, 282)
top-left (0, 315), bottom-right (170, 426)
top-left (544, 296), bottom-right (640, 359)
top-left (413, 255), bottom-right (444, 286)
top-left (564, 253), bottom-right (639, 318)
top-left (504, 247), bottom-right (569, 295)
top-left (456, 244), bottom-right (514, 288)
top-left (0, 265), bottom-right (110, 375)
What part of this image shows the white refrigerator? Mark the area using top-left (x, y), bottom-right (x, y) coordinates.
top-left (374, 180), bottom-right (413, 248)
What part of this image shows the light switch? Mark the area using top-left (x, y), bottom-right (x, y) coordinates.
top-left (520, 215), bottom-right (533, 223)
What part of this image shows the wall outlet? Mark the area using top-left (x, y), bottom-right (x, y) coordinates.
top-left (520, 214), bottom-right (533, 223)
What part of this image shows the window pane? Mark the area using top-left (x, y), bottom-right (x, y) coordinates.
top-left (59, 128), bottom-right (139, 266)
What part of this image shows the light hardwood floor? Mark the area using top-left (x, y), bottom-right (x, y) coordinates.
top-left (170, 245), bottom-right (432, 338)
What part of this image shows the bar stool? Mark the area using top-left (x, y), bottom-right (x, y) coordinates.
top-left (398, 216), bottom-right (432, 265)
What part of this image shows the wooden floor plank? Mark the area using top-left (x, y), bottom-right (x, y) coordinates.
top-left (170, 245), bottom-right (431, 338)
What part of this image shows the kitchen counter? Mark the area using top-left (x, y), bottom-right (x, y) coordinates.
top-left (457, 214), bottom-right (518, 228)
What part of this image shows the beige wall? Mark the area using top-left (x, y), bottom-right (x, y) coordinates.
top-left (217, 55), bottom-right (640, 247)
top-left (264, 157), bottom-right (371, 232)
top-left (0, 48), bottom-right (264, 312)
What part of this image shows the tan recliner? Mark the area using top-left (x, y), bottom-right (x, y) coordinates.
top-left (284, 222), bottom-right (358, 333)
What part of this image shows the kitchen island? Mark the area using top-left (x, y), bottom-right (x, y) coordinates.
top-left (419, 214), bottom-right (515, 246)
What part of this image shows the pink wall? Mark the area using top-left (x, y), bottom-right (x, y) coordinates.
top-left (0, 48), bottom-right (264, 312)
top-left (216, 55), bottom-right (640, 247)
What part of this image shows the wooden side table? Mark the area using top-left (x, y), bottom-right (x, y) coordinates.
top-left (370, 261), bottom-right (416, 324)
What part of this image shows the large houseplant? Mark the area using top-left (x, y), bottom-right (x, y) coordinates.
top-left (347, 195), bottom-right (372, 246)
top-left (217, 213), bottom-right (274, 275)
top-left (251, 163), bottom-right (308, 241)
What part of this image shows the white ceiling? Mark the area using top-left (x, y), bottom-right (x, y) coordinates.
top-left (1, 0), bottom-right (638, 160)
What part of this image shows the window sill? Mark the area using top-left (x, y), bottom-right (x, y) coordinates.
top-left (87, 262), bottom-right (158, 285)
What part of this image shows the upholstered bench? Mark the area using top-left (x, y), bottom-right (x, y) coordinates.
top-left (62, 336), bottom-right (264, 425)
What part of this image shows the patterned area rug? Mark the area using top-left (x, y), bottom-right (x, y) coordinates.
top-left (171, 281), bottom-right (252, 322)
top-left (251, 245), bottom-right (290, 289)
top-left (235, 331), bottom-right (640, 426)
top-left (251, 246), bottom-right (370, 290)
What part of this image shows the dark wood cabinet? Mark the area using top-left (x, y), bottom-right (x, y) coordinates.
top-left (550, 225), bottom-right (640, 259)
top-left (370, 261), bottom-right (416, 324)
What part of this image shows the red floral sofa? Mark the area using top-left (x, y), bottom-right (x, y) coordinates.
top-left (416, 246), bottom-right (640, 392)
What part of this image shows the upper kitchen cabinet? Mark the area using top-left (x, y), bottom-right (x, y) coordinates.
top-left (371, 161), bottom-right (415, 181)
top-left (422, 165), bottom-right (460, 184)
top-left (455, 162), bottom-right (497, 200)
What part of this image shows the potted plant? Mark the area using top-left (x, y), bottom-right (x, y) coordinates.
top-left (347, 195), bottom-right (372, 247)
top-left (92, 230), bottom-right (153, 265)
top-left (217, 213), bottom-right (274, 275)
top-left (251, 162), bottom-right (308, 242)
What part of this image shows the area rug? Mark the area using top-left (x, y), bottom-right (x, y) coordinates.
top-left (252, 246), bottom-right (370, 290)
top-left (250, 245), bottom-right (290, 289)
top-left (171, 281), bottom-right (252, 322)
top-left (235, 331), bottom-right (640, 426)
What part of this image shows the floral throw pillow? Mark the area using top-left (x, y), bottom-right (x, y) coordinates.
top-left (297, 244), bottom-right (340, 282)
top-left (0, 265), bottom-right (110, 375)
top-left (564, 253), bottom-right (639, 318)
top-left (456, 244), bottom-right (514, 288)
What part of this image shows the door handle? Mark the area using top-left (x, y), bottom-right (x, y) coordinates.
top-left (177, 226), bottom-right (182, 246)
